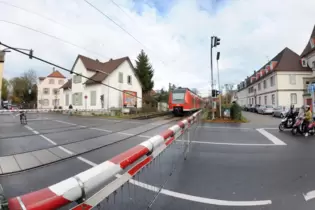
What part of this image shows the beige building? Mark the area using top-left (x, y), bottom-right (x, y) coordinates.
top-left (237, 47), bottom-right (312, 108)
top-left (37, 68), bottom-right (67, 109)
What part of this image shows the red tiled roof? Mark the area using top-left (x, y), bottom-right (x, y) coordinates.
top-left (301, 25), bottom-right (315, 57)
top-left (47, 70), bottom-right (66, 78)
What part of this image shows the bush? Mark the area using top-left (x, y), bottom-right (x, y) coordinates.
top-left (230, 102), bottom-right (242, 120)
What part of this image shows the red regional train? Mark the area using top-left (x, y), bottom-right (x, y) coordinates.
top-left (168, 87), bottom-right (204, 116)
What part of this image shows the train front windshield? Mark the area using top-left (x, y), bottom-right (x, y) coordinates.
top-left (172, 90), bottom-right (186, 103)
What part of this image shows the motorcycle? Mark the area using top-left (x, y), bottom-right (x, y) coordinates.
top-left (279, 111), bottom-right (298, 131)
top-left (302, 117), bottom-right (315, 137)
top-left (291, 116), bottom-right (306, 136)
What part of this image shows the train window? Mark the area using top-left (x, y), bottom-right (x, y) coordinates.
top-left (172, 93), bottom-right (185, 100)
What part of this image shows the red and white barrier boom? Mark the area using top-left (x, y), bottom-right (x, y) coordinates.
top-left (7, 110), bottom-right (202, 210)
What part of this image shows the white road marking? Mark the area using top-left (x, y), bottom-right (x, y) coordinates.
top-left (54, 120), bottom-right (77, 126)
top-left (198, 126), bottom-right (253, 130)
top-left (89, 127), bottom-right (112, 133)
top-left (118, 132), bottom-right (133, 136)
top-left (138, 135), bottom-right (152, 138)
top-left (256, 128), bottom-right (286, 145)
top-left (76, 157), bottom-right (272, 207)
top-left (40, 135), bottom-right (57, 145)
top-left (304, 190), bottom-right (315, 201)
top-left (25, 125), bottom-right (77, 157)
top-left (58, 146), bottom-right (74, 155)
top-left (176, 140), bottom-right (277, 146)
top-left (77, 156), bottom-right (97, 166)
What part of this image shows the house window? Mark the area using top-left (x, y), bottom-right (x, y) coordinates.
top-left (270, 76), bottom-right (274, 87)
top-left (251, 98), bottom-right (254, 104)
top-left (43, 99), bottom-right (49, 106)
top-left (43, 88), bottom-right (50, 94)
top-left (72, 92), bottom-right (83, 106)
top-left (65, 94), bottom-right (69, 106)
top-left (272, 94), bottom-right (275, 105)
top-left (90, 91), bottom-right (96, 106)
top-left (127, 75), bottom-right (132, 85)
top-left (290, 93), bottom-right (297, 104)
top-left (53, 88), bottom-right (59, 95)
top-left (73, 75), bottom-right (82, 83)
top-left (49, 79), bottom-right (54, 84)
top-left (264, 96), bottom-right (267, 105)
top-left (118, 72), bottom-right (123, 83)
top-left (263, 80), bottom-right (267, 89)
top-left (258, 83), bottom-right (261, 90)
top-left (289, 75), bottom-right (296, 85)
top-left (258, 96), bottom-right (261, 104)
top-left (59, 80), bottom-right (64, 85)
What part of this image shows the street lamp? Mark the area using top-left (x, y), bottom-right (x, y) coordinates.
top-left (216, 51), bottom-right (221, 118)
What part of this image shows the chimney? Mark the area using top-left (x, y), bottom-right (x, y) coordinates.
top-left (109, 58), bottom-right (113, 61)
top-left (53, 67), bottom-right (56, 72)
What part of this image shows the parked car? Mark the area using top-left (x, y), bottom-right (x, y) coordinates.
top-left (272, 106), bottom-right (289, 118)
top-left (244, 104), bottom-right (252, 111)
top-left (257, 105), bottom-right (274, 115)
top-left (251, 104), bottom-right (260, 113)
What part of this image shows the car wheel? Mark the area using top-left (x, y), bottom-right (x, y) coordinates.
top-left (280, 113), bottom-right (284, 118)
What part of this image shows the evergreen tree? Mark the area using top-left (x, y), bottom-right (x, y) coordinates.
top-left (134, 50), bottom-right (154, 94)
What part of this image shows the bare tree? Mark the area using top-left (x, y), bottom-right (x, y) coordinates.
top-left (223, 83), bottom-right (235, 104)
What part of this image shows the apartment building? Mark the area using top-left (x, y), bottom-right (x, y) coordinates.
top-left (237, 48), bottom-right (312, 108)
top-left (37, 68), bottom-right (67, 109)
top-left (60, 55), bottom-right (142, 110)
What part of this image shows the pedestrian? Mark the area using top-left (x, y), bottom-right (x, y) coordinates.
top-left (69, 104), bottom-right (73, 116)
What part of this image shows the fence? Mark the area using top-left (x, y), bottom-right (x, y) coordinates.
top-left (4, 109), bottom-right (202, 210)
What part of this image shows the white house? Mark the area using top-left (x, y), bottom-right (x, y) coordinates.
top-left (60, 55), bottom-right (143, 110)
top-left (37, 68), bottom-right (67, 109)
top-left (237, 47), bottom-right (312, 108)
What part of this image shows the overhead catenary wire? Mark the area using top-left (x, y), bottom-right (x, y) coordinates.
top-left (0, 20), bottom-right (107, 59)
top-left (83, 0), bottom-right (166, 65)
top-left (0, 0), bottom-right (114, 58)
top-left (0, 41), bottom-right (144, 101)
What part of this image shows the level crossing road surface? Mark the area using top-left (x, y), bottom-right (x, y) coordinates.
top-left (2, 112), bottom-right (315, 209)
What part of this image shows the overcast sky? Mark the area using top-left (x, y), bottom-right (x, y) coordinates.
top-left (0, 0), bottom-right (314, 97)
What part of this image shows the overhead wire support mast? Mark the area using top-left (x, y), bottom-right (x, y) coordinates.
top-left (0, 41), bottom-right (142, 100)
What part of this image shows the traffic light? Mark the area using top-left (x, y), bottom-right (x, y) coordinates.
top-left (29, 49), bottom-right (33, 59)
top-left (213, 36), bottom-right (220, 47)
top-left (211, 89), bottom-right (220, 97)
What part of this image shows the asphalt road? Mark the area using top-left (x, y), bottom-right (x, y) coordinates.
top-left (2, 111), bottom-right (315, 209)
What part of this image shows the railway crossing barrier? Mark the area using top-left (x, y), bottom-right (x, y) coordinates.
top-left (5, 110), bottom-right (203, 210)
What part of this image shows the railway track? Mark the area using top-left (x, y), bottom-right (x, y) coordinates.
top-left (0, 115), bottom-right (184, 176)
top-left (131, 111), bottom-right (172, 120)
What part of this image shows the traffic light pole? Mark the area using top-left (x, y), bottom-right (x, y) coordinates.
top-left (210, 37), bottom-right (214, 120)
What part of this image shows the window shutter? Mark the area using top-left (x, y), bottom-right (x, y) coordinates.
top-left (72, 94), bottom-right (75, 105)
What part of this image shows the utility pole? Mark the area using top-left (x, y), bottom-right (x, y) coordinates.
top-left (210, 36), bottom-right (221, 119)
top-left (217, 51), bottom-right (221, 118)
